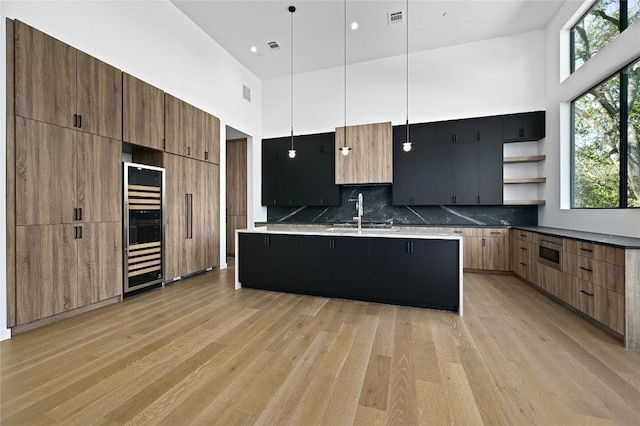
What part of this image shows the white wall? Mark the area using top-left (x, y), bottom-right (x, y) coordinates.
top-left (262, 30), bottom-right (546, 137)
top-left (0, 0), bottom-right (264, 340)
top-left (541, 1), bottom-right (640, 238)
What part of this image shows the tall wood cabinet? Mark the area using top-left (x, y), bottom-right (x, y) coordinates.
top-left (123, 73), bottom-right (165, 150)
top-left (164, 154), bottom-right (219, 279)
top-left (10, 21), bottom-right (122, 328)
top-left (226, 139), bottom-right (247, 255)
top-left (335, 122), bottom-right (392, 184)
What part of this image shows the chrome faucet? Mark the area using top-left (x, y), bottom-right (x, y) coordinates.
top-left (349, 192), bottom-right (364, 233)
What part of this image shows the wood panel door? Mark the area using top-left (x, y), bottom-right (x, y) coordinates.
top-left (77, 133), bottom-right (122, 223)
top-left (186, 105), bottom-right (206, 160)
top-left (123, 73), bottom-right (165, 150)
top-left (205, 114), bottom-right (221, 164)
top-left (204, 163), bottom-right (220, 268)
top-left (335, 122), bottom-right (392, 184)
top-left (187, 158), bottom-right (206, 272)
top-left (77, 222), bottom-right (122, 305)
top-left (226, 138), bottom-right (247, 255)
top-left (16, 225), bottom-right (78, 325)
top-left (483, 237), bottom-right (509, 271)
top-left (76, 51), bottom-right (122, 139)
top-left (463, 236), bottom-right (483, 269)
top-left (15, 118), bottom-right (77, 226)
top-left (164, 154), bottom-right (188, 279)
top-left (14, 21), bottom-right (77, 129)
top-left (164, 94), bottom-right (184, 156)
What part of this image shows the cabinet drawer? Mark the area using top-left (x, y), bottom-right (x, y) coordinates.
top-left (564, 253), bottom-right (624, 293)
top-left (483, 228), bottom-right (508, 238)
top-left (594, 285), bottom-right (624, 335)
top-left (573, 277), bottom-right (595, 318)
top-left (564, 239), bottom-right (625, 266)
top-left (513, 240), bottom-right (536, 260)
top-left (451, 228), bottom-right (482, 237)
top-left (515, 252), bottom-right (537, 284)
top-left (512, 230), bottom-right (538, 243)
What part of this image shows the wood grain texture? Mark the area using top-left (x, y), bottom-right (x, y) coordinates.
top-left (7, 19), bottom-right (16, 327)
top-left (205, 113), bottom-right (221, 164)
top-left (226, 138), bottom-right (247, 216)
top-left (164, 94), bottom-right (182, 156)
top-left (77, 132), bottom-right (122, 223)
top-left (335, 122), bottom-right (392, 184)
top-left (163, 153), bottom-right (187, 279)
top-left (122, 73), bottom-right (164, 150)
top-left (3, 269), bottom-right (640, 424)
top-left (77, 222), bottom-right (122, 305)
top-left (14, 20), bottom-right (76, 129)
top-left (15, 225), bottom-right (78, 326)
top-left (206, 163), bottom-right (220, 268)
top-left (76, 51), bottom-right (122, 140)
top-left (15, 117), bottom-right (77, 226)
top-left (625, 249), bottom-right (640, 350)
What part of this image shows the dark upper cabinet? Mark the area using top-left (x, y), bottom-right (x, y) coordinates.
top-left (478, 140), bottom-right (504, 205)
top-left (479, 116), bottom-right (502, 141)
top-left (433, 119), bottom-right (479, 143)
top-left (262, 132), bottom-right (339, 207)
top-left (502, 111), bottom-right (545, 142)
top-left (392, 125), bottom-right (415, 205)
top-left (433, 120), bottom-right (456, 143)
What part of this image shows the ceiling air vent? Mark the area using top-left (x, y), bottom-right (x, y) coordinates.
top-left (243, 85), bottom-right (251, 102)
top-left (266, 41), bottom-right (281, 51)
top-left (388, 10), bottom-right (404, 25)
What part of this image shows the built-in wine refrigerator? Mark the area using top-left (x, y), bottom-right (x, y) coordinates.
top-left (123, 162), bottom-right (165, 294)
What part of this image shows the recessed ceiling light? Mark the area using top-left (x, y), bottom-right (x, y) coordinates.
top-left (351, 21), bottom-right (358, 30)
top-left (250, 46), bottom-right (257, 53)
top-left (442, 12), bottom-right (448, 18)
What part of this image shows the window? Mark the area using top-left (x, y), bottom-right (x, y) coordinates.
top-left (571, 0), bottom-right (638, 73)
top-left (572, 57), bottom-right (640, 208)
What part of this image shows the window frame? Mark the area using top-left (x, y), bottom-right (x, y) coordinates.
top-left (570, 0), bottom-right (632, 74)
top-left (570, 56), bottom-right (640, 209)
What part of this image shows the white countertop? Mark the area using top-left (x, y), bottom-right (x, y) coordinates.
top-left (236, 226), bottom-right (463, 240)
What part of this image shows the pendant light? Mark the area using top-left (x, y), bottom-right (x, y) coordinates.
top-left (402, 0), bottom-right (412, 153)
top-left (288, 5), bottom-right (297, 159)
top-left (340, 0), bottom-right (351, 156)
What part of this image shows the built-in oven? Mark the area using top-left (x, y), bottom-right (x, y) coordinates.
top-left (538, 235), bottom-right (564, 271)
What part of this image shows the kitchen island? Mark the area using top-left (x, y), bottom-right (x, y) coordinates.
top-left (235, 226), bottom-right (464, 314)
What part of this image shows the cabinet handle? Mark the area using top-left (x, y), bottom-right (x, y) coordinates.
top-left (520, 234), bottom-right (526, 237)
top-left (519, 128), bottom-right (524, 137)
top-left (580, 290), bottom-right (594, 297)
top-left (453, 134), bottom-right (457, 143)
top-left (454, 231), bottom-right (463, 234)
top-left (477, 132), bottom-right (480, 141)
top-left (579, 266), bottom-right (593, 273)
top-left (520, 246), bottom-right (527, 251)
top-left (74, 226), bottom-right (78, 239)
top-left (411, 241), bottom-right (414, 253)
top-left (187, 146), bottom-right (191, 156)
top-left (482, 238), bottom-right (486, 247)
top-left (477, 195), bottom-right (480, 204)
top-left (73, 208), bottom-right (78, 221)
top-left (78, 226), bottom-right (83, 239)
top-left (320, 197), bottom-right (324, 205)
top-left (78, 115), bottom-right (82, 128)
top-left (579, 248), bottom-right (593, 253)
top-left (78, 208), bottom-right (82, 221)
top-left (273, 198), bottom-right (276, 206)
top-left (520, 262), bottom-right (527, 266)
top-left (73, 114), bottom-right (78, 128)
top-left (490, 231), bottom-right (500, 235)
top-left (205, 151), bottom-right (209, 160)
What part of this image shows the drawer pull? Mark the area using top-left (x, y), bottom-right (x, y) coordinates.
top-left (520, 234), bottom-right (526, 237)
top-left (490, 231), bottom-right (500, 235)
top-left (453, 231), bottom-right (463, 234)
top-left (580, 248), bottom-right (593, 253)
top-left (520, 262), bottom-right (527, 266)
top-left (580, 290), bottom-right (594, 297)
top-left (520, 247), bottom-right (527, 251)
top-left (579, 266), bottom-right (593, 272)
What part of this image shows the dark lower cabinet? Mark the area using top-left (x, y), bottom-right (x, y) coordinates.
top-left (239, 233), bottom-right (459, 312)
top-left (331, 237), bottom-right (369, 299)
top-left (369, 239), bottom-right (459, 311)
top-left (238, 233), bottom-right (299, 293)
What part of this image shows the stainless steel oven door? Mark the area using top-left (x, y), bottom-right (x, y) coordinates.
top-left (538, 237), bottom-right (563, 271)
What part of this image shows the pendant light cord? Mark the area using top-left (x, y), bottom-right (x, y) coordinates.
top-left (343, 0), bottom-right (347, 147)
top-left (290, 6), bottom-right (295, 149)
top-left (406, 0), bottom-right (409, 143)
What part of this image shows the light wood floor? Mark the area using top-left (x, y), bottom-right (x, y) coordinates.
top-left (2, 265), bottom-right (640, 425)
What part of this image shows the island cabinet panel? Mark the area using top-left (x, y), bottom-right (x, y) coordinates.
top-left (298, 236), bottom-right (334, 297)
top-left (238, 233), bottom-right (299, 293)
top-left (369, 239), bottom-right (459, 311)
top-left (331, 237), bottom-right (370, 299)
top-left (123, 73), bottom-right (165, 150)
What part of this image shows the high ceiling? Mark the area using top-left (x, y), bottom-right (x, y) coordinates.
top-left (172, 0), bottom-right (567, 80)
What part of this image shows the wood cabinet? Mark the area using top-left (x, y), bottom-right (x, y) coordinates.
top-left (457, 228), bottom-right (509, 271)
top-left (164, 154), bottom-right (219, 279)
top-left (335, 122), bottom-right (392, 184)
top-left (123, 73), bottom-right (165, 150)
top-left (14, 21), bottom-right (122, 139)
top-left (511, 230), bottom-right (538, 284)
top-left (165, 94), bottom-right (219, 163)
top-left (226, 139), bottom-right (247, 255)
top-left (261, 133), bottom-right (339, 206)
